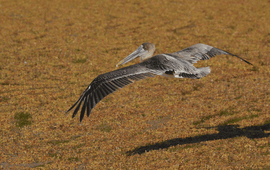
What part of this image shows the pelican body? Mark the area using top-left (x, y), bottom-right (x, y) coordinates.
top-left (67, 43), bottom-right (252, 122)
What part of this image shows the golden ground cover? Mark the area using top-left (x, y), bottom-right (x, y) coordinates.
top-left (0, 0), bottom-right (269, 169)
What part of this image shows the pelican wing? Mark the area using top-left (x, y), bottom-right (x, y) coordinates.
top-left (140, 54), bottom-right (211, 79)
top-left (173, 43), bottom-right (252, 65)
top-left (67, 64), bottom-right (155, 122)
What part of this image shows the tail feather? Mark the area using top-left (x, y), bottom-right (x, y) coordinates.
top-left (197, 67), bottom-right (211, 78)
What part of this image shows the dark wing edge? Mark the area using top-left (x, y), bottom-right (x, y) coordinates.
top-left (66, 66), bottom-right (155, 122)
top-left (173, 43), bottom-right (253, 65)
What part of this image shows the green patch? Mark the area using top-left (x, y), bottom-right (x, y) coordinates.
top-left (1, 96), bottom-right (9, 102)
top-left (25, 145), bottom-right (33, 149)
top-left (193, 83), bottom-right (204, 91)
top-left (72, 58), bottom-right (87, 64)
top-left (220, 114), bottom-right (259, 126)
top-left (259, 61), bottom-right (266, 66)
top-left (183, 144), bottom-right (198, 149)
top-left (249, 66), bottom-right (259, 72)
top-left (34, 164), bottom-right (46, 168)
top-left (262, 152), bottom-right (270, 156)
top-left (73, 144), bottom-right (83, 149)
top-left (103, 47), bottom-right (123, 53)
top-left (14, 112), bottom-right (32, 128)
top-left (252, 108), bottom-right (262, 112)
top-left (257, 52), bottom-right (263, 59)
top-left (194, 108), bottom-right (236, 125)
top-left (33, 71), bottom-right (42, 78)
top-left (193, 115), bottom-right (214, 125)
top-left (235, 95), bottom-right (242, 100)
top-left (206, 15), bottom-right (214, 20)
top-left (49, 153), bottom-right (58, 158)
top-left (111, 47), bottom-right (122, 51)
top-left (168, 146), bottom-right (179, 152)
top-left (168, 144), bottom-right (200, 152)
top-left (221, 117), bottom-right (244, 125)
top-left (1, 81), bottom-right (10, 85)
top-left (258, 143), bottom-right (270, 148)
top-left (193, 120), bottom-right (202, 126)
top-left (68, 157), bottom-right (79, 162)
top-left (53, 64), bottom-right (65, 68)
top-left (228, 25), bottom-right (236, 30)
top-left (181, 90), bottom-right (192, 95)
top-left (219, 109), bottom-right (234, 116)
top-left (158, 116), bottom-right (164, 119)
top-left (247, 114), bottom-right (259, 119)
top-left (261, 119), bottom-right (270, 125)
top-left (97, 123), bottom-right (112, 132)
top-left (226, 60), bottom-right (234, 64)
top-left (136, 131), bottom-right (143, 135)
top-left (247, 27), bottom-right (254, 33)
top-left (71, 135), bottom-right (82, 139)
top-left (47, 140), bottom-right (70, 145)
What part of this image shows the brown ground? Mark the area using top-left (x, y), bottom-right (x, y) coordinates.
top-left (0, 0), bottom-right (270, 169)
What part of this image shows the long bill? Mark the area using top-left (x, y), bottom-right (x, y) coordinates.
top-left (116, 45), bottom-right (147, 67)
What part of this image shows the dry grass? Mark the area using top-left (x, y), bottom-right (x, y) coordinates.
top-left (0, 0), bottom-right (270, 169)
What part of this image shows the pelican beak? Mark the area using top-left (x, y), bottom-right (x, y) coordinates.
top-left (116, 45), bottom-right (147, 67)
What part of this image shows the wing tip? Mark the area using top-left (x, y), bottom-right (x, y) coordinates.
top-left (213, 47), bottom-right (253, 66)
top-left (229, 53), bottom-right (253, 65)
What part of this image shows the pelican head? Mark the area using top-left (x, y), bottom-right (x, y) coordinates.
top-left (116, 42), bottom-right (155, 67)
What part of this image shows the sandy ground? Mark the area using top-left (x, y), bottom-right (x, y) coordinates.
top-left (0, 0), bottom-right (269, 169)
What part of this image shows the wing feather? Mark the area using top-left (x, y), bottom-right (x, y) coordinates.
top-left (72, 98), bottom-right (83, 118)
top-left (90, 94), bottom-right (96, 111)
top-left (86, 95), bottom-right (91, 117)
top-left (103, 83), bottom-right (115, 93)
top-left (80, 97), bottom-right (87, 122)
top-left (98, 85), bottom-right (108, 98)
top-left (173, 43), bottom-right (252, 65)
top-left (96, 89), bottom-right (103, 102)
top-left (67, 64), bottom-right (155, 122)
top-left (93, 92), bottom-right (100, 106)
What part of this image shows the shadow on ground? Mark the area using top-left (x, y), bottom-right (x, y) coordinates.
top-left (127, 123), bottom-right (270, 155)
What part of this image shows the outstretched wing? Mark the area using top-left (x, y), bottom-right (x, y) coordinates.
top-left (66, 64), bottom-right (155, 122)
top-left (141, 54), bottom-right (211, 79)
top-left (172, 43), bottom-right (252, 65)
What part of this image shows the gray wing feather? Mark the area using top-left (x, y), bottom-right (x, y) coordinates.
top-left (173, 43), bottom-right (252, 65)
top-left (141, 54), bottom-right (193, 72)
top-left (66, 64), bottom-right (155, 122)
top-left (141, 54), bottom-right (203, 77)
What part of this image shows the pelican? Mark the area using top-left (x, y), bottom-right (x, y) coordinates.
top-left (67, 43), bottom-right (252, 122)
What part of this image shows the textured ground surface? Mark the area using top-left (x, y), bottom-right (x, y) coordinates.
top-left (0, 0), bottom-right (270, 169)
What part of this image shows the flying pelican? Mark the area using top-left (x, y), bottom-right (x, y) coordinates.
top-left (67, 43), bottom-right (252, 122)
